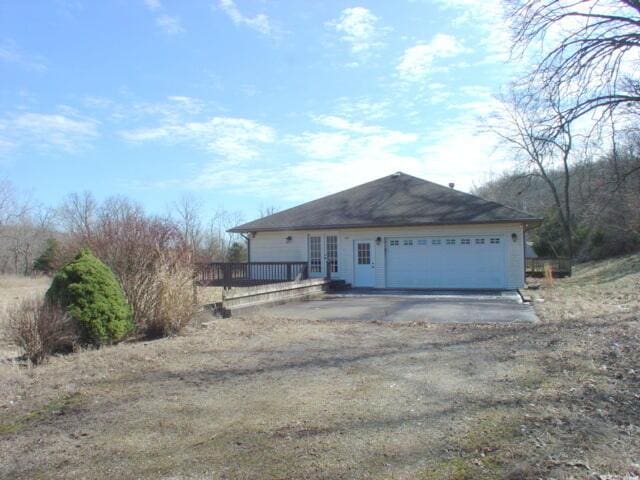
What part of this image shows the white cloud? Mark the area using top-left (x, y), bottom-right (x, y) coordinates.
top-left (144, 0), bottom-right (161, 11)
top-left (121, 116), bottom-right (275, 161)
top-left (334, 98), bottom-right (391, 121)
top-left (397, 34), bottom-right (468, 81)
top-left (156, 14), bottom-right (184, 35)
top-left (326, 7), bottom-right (389, 62)
top-left (311, 115), bottom-right (381, 135)
top-left (218, 0), bottom-right (274, 36)
top-left (189, 95), bottom-right (509, 200)
top-left (285, 132), bottom-right (351, 160)
top-left (143, 0), bottom-right (184, 35)
top-left (106, 96), bottom-right (204, 124)
top-left (0, 111), bottom-right (98, 154)
top-left (220, 116), bottom-right (421, 200)
top-left (433, 0), bottom-right (510, 64)
top-left (0, 40), bottom-right (47, 72)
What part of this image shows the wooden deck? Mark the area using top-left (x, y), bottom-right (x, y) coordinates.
top-left (525, 257), bottom-right (572, 277)
top-left (196, 262), bottom-right (309, 288)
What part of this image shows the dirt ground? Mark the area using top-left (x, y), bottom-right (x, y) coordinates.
top-left (1, 255), bottom-right (639, 479)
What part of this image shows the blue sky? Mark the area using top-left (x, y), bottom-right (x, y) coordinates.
top-left (0, 0), bottom-right (517, 222)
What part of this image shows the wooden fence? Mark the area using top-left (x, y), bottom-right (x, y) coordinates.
top-left (525, 257), bottom-right (572, 277)
top-left (196, 262), bottom-right (309, 288)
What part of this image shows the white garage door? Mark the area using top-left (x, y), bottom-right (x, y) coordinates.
top-left (386, 236), bottom-right (506, 289)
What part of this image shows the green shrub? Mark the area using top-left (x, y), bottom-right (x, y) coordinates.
top-left (46, 249), bottom-right (132, 346)
top-left (33, 238), bottom-right (59, 275)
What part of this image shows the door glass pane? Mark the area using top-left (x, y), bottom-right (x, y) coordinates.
top-left (326, 235), bottom-right (338, 273)
top-left (357, 243), bottom-right (370, 265)
top-left (310, 236), bottom-right (321, 273)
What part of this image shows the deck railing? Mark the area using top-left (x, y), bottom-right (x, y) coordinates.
top-left (196, 262), bottom-right (309, 288)
top-left (525, 257), bottom-right (572, 277)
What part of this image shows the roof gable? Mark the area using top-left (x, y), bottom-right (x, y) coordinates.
top-left (230, 172), bottom-right (540, 232)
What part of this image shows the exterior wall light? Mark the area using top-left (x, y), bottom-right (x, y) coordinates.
top-left (511, 233), bottom-right (518, 242)
top-left (285, 235), bottom-right (292, 243)
top-left (376, 236), bottom-right (382, 245)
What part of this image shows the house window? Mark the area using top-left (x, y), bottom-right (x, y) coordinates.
top-left (461, 238), bottom-right (471, 245)
top-left (490, 238), bottom-right (500, 244)
top-left (446, 239), bottom-right (456, 245)
top-left (357, 242), bottom-right (371, 264)
top-left (417, 239), bottom-right (427, 245)
top-left (403, 239), bottom-right (413, 246)
top-left (432, 239), bottom-right (441, 245)
top-left (309, 236), bottom-right (322, 273)
top-left (475, 238), bottom-right (485, 244)
top-left (389, 240), bottom-right (399, 246)
top-left (326, 235), bottom-right (338, 273)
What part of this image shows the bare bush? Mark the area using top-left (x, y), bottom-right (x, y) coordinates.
top-left (5, 297), bottom-right (77, 364)
top-left (145, 254), bottom-right (197, 338)
top-left (58, 194), bottom-right (197, 337)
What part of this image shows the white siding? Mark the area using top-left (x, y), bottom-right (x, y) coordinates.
top-left (248, 223), bottom-right (526, 289)
top-left (250, 231), bottom-right (308, 262)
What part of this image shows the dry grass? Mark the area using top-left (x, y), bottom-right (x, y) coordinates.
top-left (0, 255), bottom-right (639, 479)
top-left (0, 275), bottom-right (50, 359)
top-left (0, 275), bottom-right (50, 310)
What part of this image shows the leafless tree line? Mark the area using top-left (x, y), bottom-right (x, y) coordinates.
top-left (0, 180), bottom-right (55, 275)
top-left (0, 181), bottom-right (252, 276)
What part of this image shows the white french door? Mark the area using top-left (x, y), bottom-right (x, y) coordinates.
top-left (309, 235), bottom-right (324, 277)
top-left (308, 235), bottom-right (338, 278)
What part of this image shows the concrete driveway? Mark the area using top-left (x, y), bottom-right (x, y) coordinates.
top-left (258, 289), bottom-right (539, 324)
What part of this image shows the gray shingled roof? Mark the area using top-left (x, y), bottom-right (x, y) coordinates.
top-left (229, 172), bottom-right (541, 233)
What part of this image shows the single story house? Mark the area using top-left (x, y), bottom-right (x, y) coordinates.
top-left (229, 172), bottom-right (541, 290)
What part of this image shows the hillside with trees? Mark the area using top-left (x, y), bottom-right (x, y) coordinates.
top-left (475, 140), bottom-right (640, 260)
top-left (479, 0), bottom-right (640, 261)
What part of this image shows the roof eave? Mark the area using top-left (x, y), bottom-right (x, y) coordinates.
top-left (228, 218), bottom-right (543, 233)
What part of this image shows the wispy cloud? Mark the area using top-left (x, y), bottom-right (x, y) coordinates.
top-left (87, 95), bottom-right (205, 124)
top-left (326, 7), bottom-right (389, 63)
top-left (0, 40), bottom-right (47, 72)
top-left (397, 34), bottom-right (468, 82)
top-left (218, 0), bottom-right (275, 37)
top-left (333, 97), bottom-right (391, 121)
top-left (143, 0), bottom-right (184, 35)
top-left (121, 116), bottom-right (275, 161)
top-left (0, 110), bottom-right (99, 154)
top-left (434, 0), bottom-right (509, 63)
top-left (155, 14), bottom-right (184, 35)
top-left (206, 115), bottom-right (421, 200)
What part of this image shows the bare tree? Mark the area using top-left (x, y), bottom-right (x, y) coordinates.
top-left (57, 191), bottom-right (97, 240)
top-left (172, 194), bottom-right (203, 255)
top-left (201, 208), bottom-right (244, 261)
top-left (492, 88), bottom-right (577, 257)
top-left (0, 179), bottom-right (30, 227)
top-left (508, 0), bottom-right (640, 125)
top-left (258, 204), bottom-right (278, 218)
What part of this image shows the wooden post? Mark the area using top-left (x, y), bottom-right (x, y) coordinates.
top-left (223, 263), bottom-right (231, 289)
